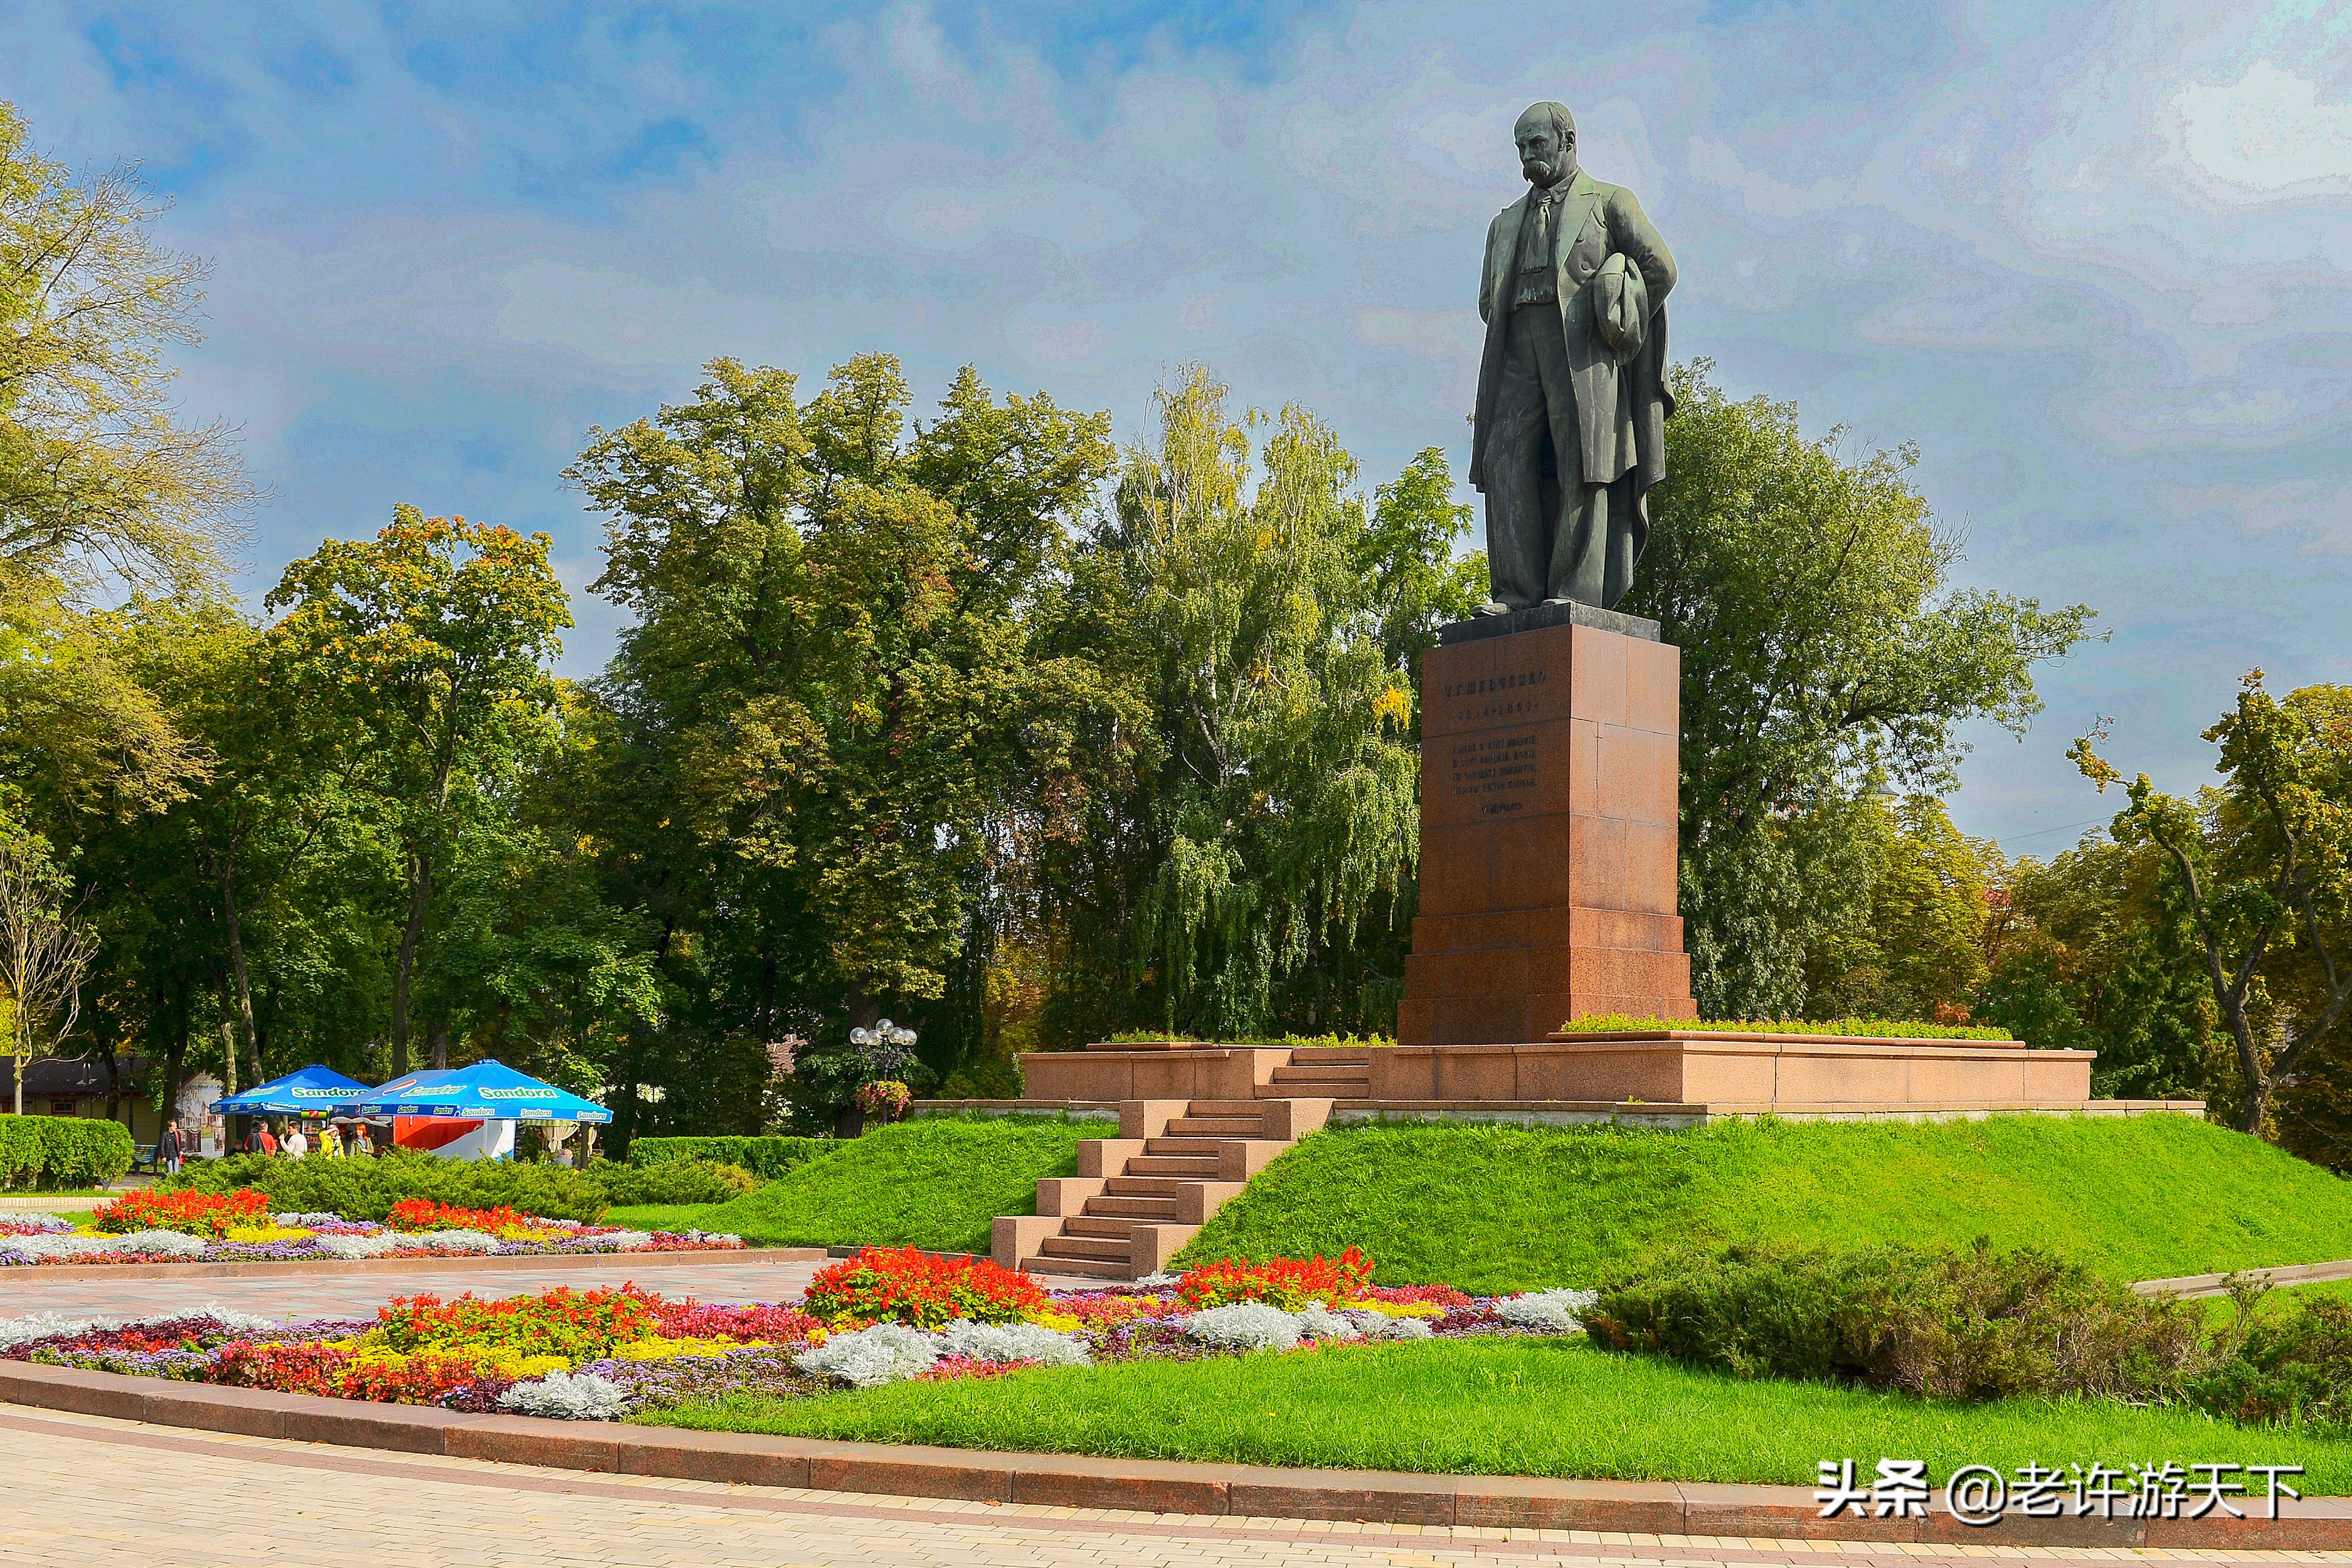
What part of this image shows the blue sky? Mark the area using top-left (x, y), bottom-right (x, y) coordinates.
top-left (9, 0), bottom-right (2351, 853)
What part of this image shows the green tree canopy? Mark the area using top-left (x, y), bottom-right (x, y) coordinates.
top-left (1623, 362), bottom-right (2093, 1016)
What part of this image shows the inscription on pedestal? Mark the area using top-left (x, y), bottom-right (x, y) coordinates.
top-left (1450, 733), bottom-right (1540, 815)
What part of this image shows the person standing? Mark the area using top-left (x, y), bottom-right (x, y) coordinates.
top-left (258, 1123), bottom-right (278, 1157)
top-left (157, 1120), bottom-right (184, 1176)
top-left (283, 1124), bottom-right (308, 1161)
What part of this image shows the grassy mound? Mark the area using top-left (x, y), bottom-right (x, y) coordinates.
top-left (641, 1335), bottom-right (2352, 1491)
top-left (691, 1116), bottom-right (1088, 1254)
top-left (1176, 1115), bottom-right (2352, 1291)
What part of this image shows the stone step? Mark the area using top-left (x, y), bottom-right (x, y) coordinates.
top-left (1037, 1233), bottom-right (1131, 1263)
top-left (1062, 1215), bottom-right (1135, 1239)
top-left (1165, 1115), bottom-right (1263, 1137)
top-left (1126, 1155), bottom-right (1219, 1177)
top-left (1143, 1136), bottom-right (1220, 1156)
top-left (1273, 1062), bottom-right (1369, 1080)
top-left (1104, 1175), bottom-right (1182, 1197)
top-left (1184, 1099), bottom-right (1271, 1118)
top-left (1025, 1253), bottom-right (1131, 1279)
top-left (1085, 1194), bottom-right (1180, 1219)
top-left (1285, 1047), bottom-right (1373, 1064)
top-left (1253, 1080), bottom-right (1368, 1099)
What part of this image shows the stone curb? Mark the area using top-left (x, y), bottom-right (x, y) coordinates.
top-left (0, 1247), bottom-right (829, 1281)
top-left (3, 1361), bottom-right (2346, 1547)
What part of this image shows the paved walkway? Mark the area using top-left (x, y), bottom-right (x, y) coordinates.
top-left (4, 1406), bottom-right (2339, 1567)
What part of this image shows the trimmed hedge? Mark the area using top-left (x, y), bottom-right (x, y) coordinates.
top-left (161, 1149), bottom-right (609, 1222)
top-left (626, 1136), bottom-right (834, 1181)
top-left (0, 1115), bottom-right (135, 1190)
top-left (1587, 1240), bottom-right (2205, 1401)
top-left (590, 1157), bottom-right (758, 1207)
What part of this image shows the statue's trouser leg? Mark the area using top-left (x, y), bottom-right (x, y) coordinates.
top-left (1484, 306), bottom-right (1574, 610)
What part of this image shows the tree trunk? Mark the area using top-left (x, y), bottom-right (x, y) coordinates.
top-left (218, 859), bottom-right (263, 1092)
top-left (161, 1013), bottom-right (188, 1152)
top-left (389, 848), bottom-right (432, 1078)
top-left (429, 1024), bottom-right (449, 1071)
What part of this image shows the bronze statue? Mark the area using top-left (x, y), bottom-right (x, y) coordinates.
top-left (1469, 102), bottom-right (1677, 614)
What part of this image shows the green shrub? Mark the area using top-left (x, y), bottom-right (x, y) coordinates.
top-left (1586, 1240), bottom-right (2205, 1401)
top-left (0, 1115), bottom-right (134, 1190)
top-left (1560, 1014), bottom-right (2015, 1041)
top-left (626, 1136), bottom-right (834, 1181)
top-left (590, 1157), bottom-right (758, 1207)
top-left (2195, 1292), bottom-right (2352, 1434)
top-left (161, 1149), bottom-right (608, 1221)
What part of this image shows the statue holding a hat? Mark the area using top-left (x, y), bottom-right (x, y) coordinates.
top-left (1468, 100), bottom-right (1678, 615)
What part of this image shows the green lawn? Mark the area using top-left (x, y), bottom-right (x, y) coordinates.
top-left (669, 1116), bottom-right (1089, 1254)
top-left (1177, 1115), bottom-right (2352, 1291)
top-left (641, 1335), bottom-right (2352, 1493)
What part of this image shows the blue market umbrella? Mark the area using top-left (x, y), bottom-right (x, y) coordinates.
top-left (338, 1059), bottom-right (611, 1124)
top-left (209, 1064), bottom-right (373, 1117)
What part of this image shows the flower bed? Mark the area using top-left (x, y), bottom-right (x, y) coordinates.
top-left (0, 1188), bottom-right (743, 1267)
top-left (0, 1247), bottom-right (1591, 1419)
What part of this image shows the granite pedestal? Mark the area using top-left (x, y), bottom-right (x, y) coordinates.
top-left (1399, 605), bottom-right (1697, 1046)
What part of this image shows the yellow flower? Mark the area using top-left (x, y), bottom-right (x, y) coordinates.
top-left (224, 1226), bottom-right (315, 1244)
top-left (1027, 1311), bottom-right (1084, 1333)
top-left (1357, 1300), bottom-right (1443, 1319)
top-left (611, 1335), bottom-right (767, 1362)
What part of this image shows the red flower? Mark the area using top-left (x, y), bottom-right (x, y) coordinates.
top-left (1177, 1249), bottom-right (1374, 1311)
top-left (802, 1247), bottom-right (1048, 1328)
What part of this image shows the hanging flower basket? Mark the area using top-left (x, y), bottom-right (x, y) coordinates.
top-left (854, 1080), bottom-right (912, 1120)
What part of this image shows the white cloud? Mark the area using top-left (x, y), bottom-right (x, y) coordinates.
top-left (2166, 58), bottom-right (2352, 201)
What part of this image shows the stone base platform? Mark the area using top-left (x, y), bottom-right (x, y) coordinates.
top-left (1381, 1028), bottom-right (2099, 1110)
top-left (1018, 1032), bottom-right (2121, 1117)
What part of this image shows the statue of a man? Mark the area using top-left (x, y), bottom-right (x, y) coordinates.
top-left (1469, 101), bottom-right (1677, 614)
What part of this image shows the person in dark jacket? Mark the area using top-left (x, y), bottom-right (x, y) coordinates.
top-left (158, 1121), bottom-right (185, 1175)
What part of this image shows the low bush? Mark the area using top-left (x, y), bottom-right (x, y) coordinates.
top-left (591, 1157), bottom-right (757, 1207)
top-left (2194, 1292), bottom-right (2352, 1434)
top-left (162, 1149), bottom-right (608, 1222)
top-left (803, 1246), bottom-right (1051, 1328)
top-left (625, 1136), bottom-right (833, 1180)
top-left (1585, 1240), bottom-right (2206, 1401)
top-left (0, 1115), bottom-right (135, 1190)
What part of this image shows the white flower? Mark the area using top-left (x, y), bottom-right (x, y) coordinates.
top-left (3, 1231), bottom-right (209, 1261)
top-left (1492, 1288), bottom-right (1594, 1333)
top-left (417, 1229), bottom-right (502, 1254)
top-left (1133, 1272), bottom-right (1179, 1288)
top-left (313, 1232), bottom-right (409, 1259)
top-left (1347, 1310), bottom-right (1434, 1342)
top-left (793, 1322), bottom-right (940, 1387)
top-left (1295, 1304), bottom-right (1362, 1342)
top-left (938, 1319), bottom-right (1091, 1367)
top-left (1180, 1302), bottom-right (1303, 1352)
top-left (0, 1303), bottom-right (285, 1349)
top-left (605, 1231), bottom-right (655, 1251)
top-left (499, 1371), bottom-right (629, 1421)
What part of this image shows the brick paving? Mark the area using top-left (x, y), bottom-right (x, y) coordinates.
top-left (3, 1406), bottom-right (2342, 1567)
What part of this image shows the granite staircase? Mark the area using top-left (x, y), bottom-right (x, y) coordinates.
top-left (992, 1046), bottom-right (1372, 1281)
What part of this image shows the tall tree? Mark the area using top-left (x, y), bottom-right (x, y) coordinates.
top-left (0, 101), bottom-right (245, 839)
top-left (572, 355), bottom-right (1127, 1112)
top-left (1622, 363), bottom-right (2093, 1016)
top-left (265, 509), bottom-right (570, 1075)
top-left (0, 833), bottom-right (94, 1113)
top-left (1049, 368), bottom-right (1426, 1039)
top-left (2073, 675), bottom-right (2352, 1136)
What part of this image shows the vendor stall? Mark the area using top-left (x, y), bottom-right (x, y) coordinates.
top-left (334, 1059), bottom-right (610, 1160)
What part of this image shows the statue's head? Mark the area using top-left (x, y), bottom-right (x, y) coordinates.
top-left (1514, 101), bottom-right (1576, 188)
